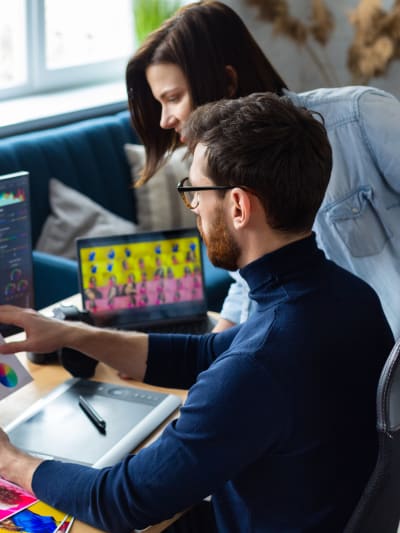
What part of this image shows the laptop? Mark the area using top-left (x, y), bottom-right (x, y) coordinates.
top-left (0, 171), bottom-right (34, 337)
top-left (76, 227), bottom-right (215, 333)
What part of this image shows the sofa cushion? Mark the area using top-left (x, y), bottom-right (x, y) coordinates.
top-left (36, 179), bottom-right (137, 259)
top-left (124, 144), bottom-right (194, 231)
top-left (33, 251), bottom-right (79, 309)
top-left (0, 110), bottom-right (138, 245)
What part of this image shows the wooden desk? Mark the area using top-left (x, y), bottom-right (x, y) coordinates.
top-left (0, 295), bottom-right (188, 533)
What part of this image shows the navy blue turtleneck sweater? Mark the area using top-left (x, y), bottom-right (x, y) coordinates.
top-left (33, 235), bottom-right (394, 532)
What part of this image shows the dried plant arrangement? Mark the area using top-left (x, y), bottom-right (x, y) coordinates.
top-left (245, 0), bottom-right (339, 85)
top-left (244, 0), bottom-right (400, 87)
top-left (347, 0), bottom-right (400, 84)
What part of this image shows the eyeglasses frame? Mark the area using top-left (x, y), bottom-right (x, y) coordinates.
top-left (177, 177), bottom-right (258, 210)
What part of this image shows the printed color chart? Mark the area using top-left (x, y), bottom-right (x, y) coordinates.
top-left (0, 334), bottom-right (32, 400)
top-left (0, 363), bottom-right (18, 387)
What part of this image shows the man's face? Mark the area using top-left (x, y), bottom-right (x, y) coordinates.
top-left (190, 144), bottom-right (241, 271)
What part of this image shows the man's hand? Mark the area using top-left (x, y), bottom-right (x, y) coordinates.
top-left (0, 427), bottom-right (42, 494)
top-left (0, 304), bottom-right (149, 381)
top-left (0, 305), bottom-right (75, 355)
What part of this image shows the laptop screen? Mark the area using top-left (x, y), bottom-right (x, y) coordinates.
top-left (0, 171), bottom-right (34, 336)
top-left (76, 227), bottom-right (208, 329)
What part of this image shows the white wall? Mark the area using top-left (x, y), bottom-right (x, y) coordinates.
top-left (226, 0), bottom-right (400, 98)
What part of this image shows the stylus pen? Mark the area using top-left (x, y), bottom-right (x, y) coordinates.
top-left (79, 395), bottom-right (106, 433)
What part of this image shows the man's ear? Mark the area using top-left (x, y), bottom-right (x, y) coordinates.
top-left (230, 188), bottom-right (251, 229)
top-left (225, 65), bottom-right (238, 98)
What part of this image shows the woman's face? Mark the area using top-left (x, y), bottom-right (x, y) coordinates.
top-left (146, 63), bottom-right (193, 143)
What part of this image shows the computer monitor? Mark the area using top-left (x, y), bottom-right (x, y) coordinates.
top-left (0, 171), bottom-right (34, 336)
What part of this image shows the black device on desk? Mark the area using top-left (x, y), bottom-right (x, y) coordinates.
top-left (28, 304), bottom-right (99, 376)
top-left (5, 378), bottom-right (182, 467)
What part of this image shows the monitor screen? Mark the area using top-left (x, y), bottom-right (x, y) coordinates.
top-left (0, 172), bottom-right (34, 336)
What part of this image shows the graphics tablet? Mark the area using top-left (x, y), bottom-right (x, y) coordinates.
top-left (5, 378), bottom-right (182, 468)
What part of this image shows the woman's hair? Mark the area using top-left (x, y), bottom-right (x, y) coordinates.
top-left (126, 0), bottom-right (287, 185)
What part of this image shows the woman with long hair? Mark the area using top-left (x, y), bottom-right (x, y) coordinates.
top-left (126, 0), bottom-right (400, 338)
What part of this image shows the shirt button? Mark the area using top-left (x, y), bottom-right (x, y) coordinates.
top-left (351, 207), bottom-right (359, 214)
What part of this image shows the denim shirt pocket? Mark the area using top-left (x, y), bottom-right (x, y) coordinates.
top-left (325, 186), bottom-right (392, 257)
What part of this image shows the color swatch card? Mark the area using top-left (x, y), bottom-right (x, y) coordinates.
top-left (0, 334), bottom-right (32, 401)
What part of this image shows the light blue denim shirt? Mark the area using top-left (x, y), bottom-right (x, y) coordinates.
top-left (220, 85), bottom-right (400, 338)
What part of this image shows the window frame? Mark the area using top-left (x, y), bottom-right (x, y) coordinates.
top-left (0, 0), bottom-right (135, 102)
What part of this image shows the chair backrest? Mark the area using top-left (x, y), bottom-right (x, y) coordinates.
top-left (344, 338), bottom-right (400, 533)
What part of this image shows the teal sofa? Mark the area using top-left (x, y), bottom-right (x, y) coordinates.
top-left (0, 111), bottom-right (231, 311)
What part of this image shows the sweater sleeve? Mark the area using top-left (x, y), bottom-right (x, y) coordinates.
top-left (144, 326), bottom-right (240, 389)
top-left (32, 352), bottom-right (285, 533)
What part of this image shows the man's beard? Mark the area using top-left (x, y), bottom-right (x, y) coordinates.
top-left (197, 207), bottom-right (241, 271)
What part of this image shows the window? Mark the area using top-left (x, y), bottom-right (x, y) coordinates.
top-left (0, 0), bottom-right (135, 101)
top-left (0, 0), bottom-right (27, 94)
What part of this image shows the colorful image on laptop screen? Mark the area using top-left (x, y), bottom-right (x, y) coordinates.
top-left (77, 228), bottom-right (208, 330)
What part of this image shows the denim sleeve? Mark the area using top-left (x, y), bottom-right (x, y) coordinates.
top-left (219, 271), bottom-right (254, 324)
top-left (359, 90), bottom-right (400, 193)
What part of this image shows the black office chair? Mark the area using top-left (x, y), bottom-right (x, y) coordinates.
top-left (344, 338), bottom-right (400, 533)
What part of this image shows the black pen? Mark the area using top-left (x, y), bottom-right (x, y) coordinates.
top-left (79, 395), bottom-right (106, 433)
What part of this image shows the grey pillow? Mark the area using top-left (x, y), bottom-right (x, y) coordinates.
top-left (124, 144), bottom-right (195, 231)
top-left (36, 178), bottom-right (137, 259)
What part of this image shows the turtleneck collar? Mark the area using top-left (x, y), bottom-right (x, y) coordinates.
top-left (239, 233), bottom-right (325, 298)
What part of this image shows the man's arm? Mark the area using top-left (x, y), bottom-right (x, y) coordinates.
top-left (0, 430), bottom-right (42, 493)
top-left (0, 305), bottom-right (148, 381)
top-left (0, 305), bottom-right (148, 505)
top-left (18, 355), bottom-right (282, 533)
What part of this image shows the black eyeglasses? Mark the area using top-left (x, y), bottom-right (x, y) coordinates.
top-left (177, 177), bottom-right (243, 210)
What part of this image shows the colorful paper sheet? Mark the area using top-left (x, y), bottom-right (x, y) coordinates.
top-left (0, 500), bottom-right (73, 532)
top-left (0, 477), bottom-right (37, 521)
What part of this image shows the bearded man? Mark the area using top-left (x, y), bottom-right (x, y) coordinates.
top-left (0, 93), bottom-right (393, 533)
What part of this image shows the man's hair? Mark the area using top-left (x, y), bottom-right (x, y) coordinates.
top-left (183, 92), bottom-right (332, 233)
top-left (126, 1), bottom-right (287, 185)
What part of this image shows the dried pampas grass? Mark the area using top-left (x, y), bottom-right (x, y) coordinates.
top-left (245, 0), bottom-right (334, 45)
top-left (310, 0), bottom-right (335, 45)
top-left (348, 0), bottom-right (400, 83)
top-left (245, 0), bottom-right (287, 22)
top-left (244, 0), bottom-right (337, 84)
top-left (244, 0), bottom-right (400, 85)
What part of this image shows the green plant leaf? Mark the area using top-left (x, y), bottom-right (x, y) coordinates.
top-left (133, 0), bottom-right (182, 44)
